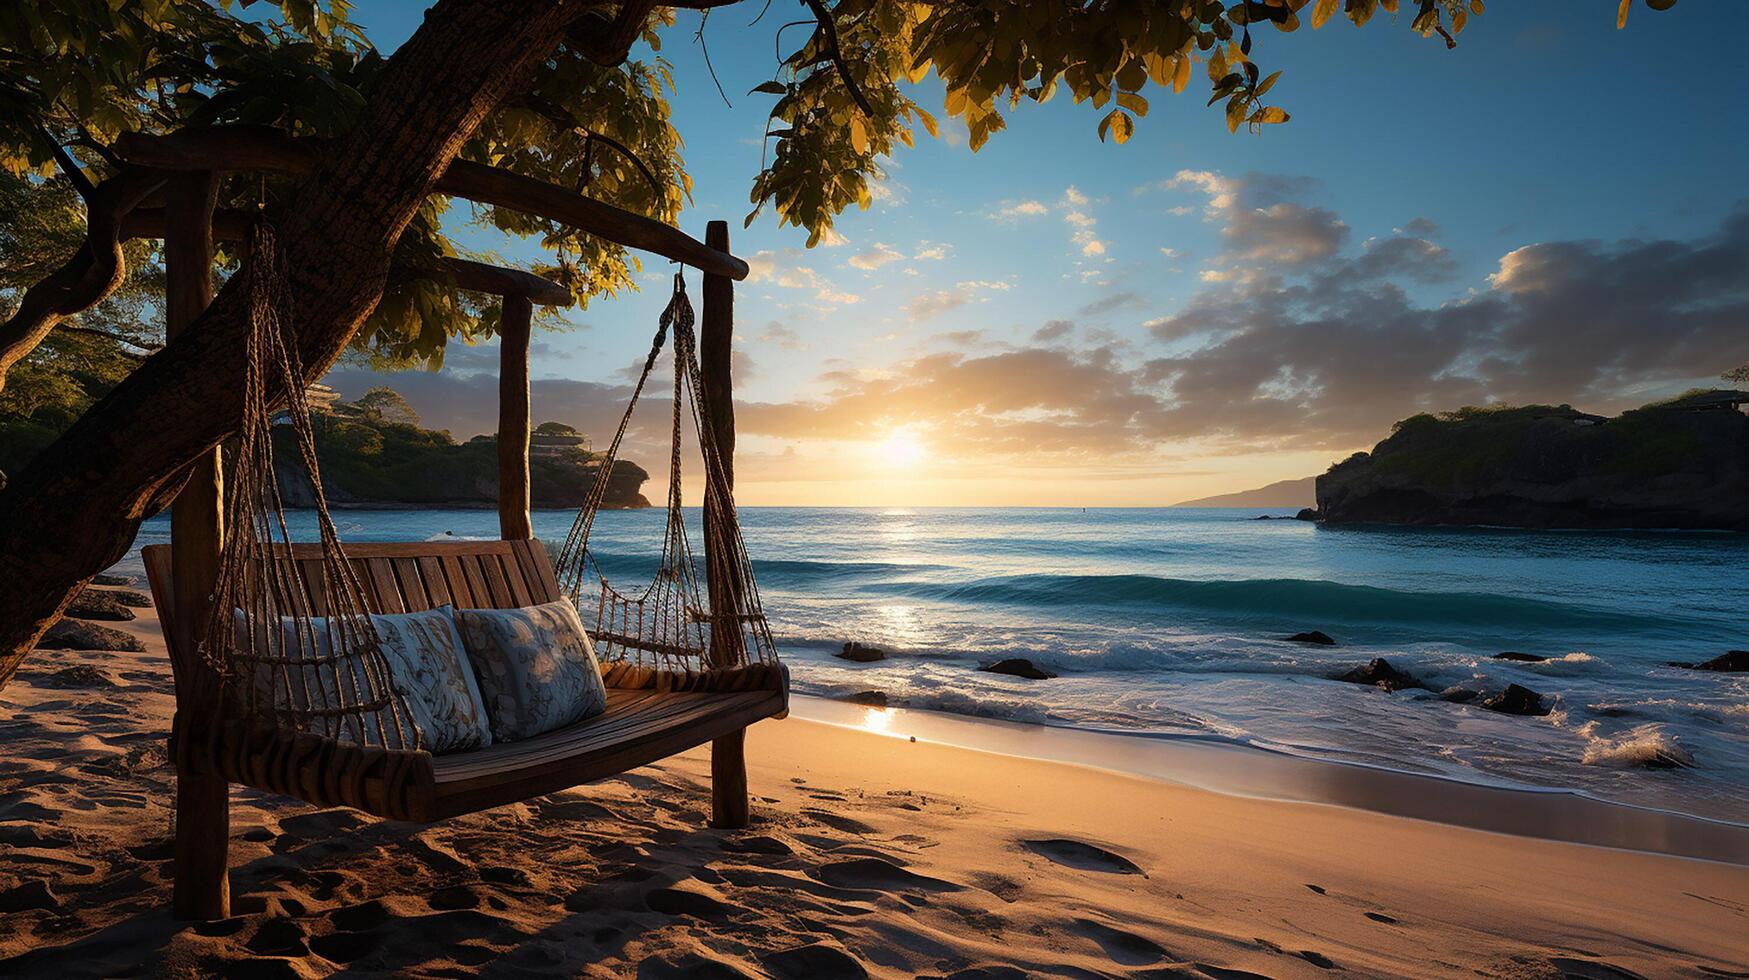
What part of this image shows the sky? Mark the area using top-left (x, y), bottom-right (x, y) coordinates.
top-left (324, 3), bottom-right (1749, 507)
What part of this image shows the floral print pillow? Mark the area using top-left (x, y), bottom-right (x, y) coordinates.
top-left (453, 600), bottom-right (608, 743)
top-left (371, 606), bottom-right (493, 753)
top-left (233, 606), bottom-right (491, 753)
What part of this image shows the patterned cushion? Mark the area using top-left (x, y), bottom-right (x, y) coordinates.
top-left (233, 606), bottom-right (491, 753)
top-left (453, 601), bottom-right (608, 743)
top-left (371, 607), bottom-right (492, 753)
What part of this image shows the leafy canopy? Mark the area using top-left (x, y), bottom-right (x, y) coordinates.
top-left (2, 0), bottom-right (1683, 362)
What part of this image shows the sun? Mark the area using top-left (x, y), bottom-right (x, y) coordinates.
top-left (876, 429), bottom-right (929, 468)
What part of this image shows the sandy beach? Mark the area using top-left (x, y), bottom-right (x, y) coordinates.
top-left (3, 594), bottom-right (1747, 979)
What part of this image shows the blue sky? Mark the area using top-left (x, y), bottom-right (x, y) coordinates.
top-left (330, 3), bottom-right (1749, 505)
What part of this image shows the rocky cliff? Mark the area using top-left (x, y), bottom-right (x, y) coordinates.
top-left (1316, 398), bottom-right (1749, 530)
top-left (272, 426), bottom-right (650, 510)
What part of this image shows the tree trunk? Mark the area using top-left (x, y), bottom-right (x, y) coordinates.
top-left (0, 0), bottom-right (588, 688)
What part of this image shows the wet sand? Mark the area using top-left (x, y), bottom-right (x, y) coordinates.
top-left (2, 595), bottom-right (1746, 977)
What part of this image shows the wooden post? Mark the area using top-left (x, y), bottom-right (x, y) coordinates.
top-left (165, 171), bottom-right (229, 920)
top-left (497, 293), bottom-right (534, 540)
top-left (699, 220), bottom-right (749, 829)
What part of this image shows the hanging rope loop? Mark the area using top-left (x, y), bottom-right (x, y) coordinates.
top-left (193, 217), bottom-right (419, 750)
top-left (553, 272), bottom-right (780, 690)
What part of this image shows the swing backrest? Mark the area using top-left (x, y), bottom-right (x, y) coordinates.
top-left (143, 538), bottom-right (560, 653)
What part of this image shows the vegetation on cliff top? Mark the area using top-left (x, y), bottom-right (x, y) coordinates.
top-left (283, 387), bottom-right (649, 509)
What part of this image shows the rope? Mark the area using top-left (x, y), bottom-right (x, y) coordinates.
top-left (553, 273), bottom-right (780, 682)
top-left (195, 220), bottom-right (419, 750)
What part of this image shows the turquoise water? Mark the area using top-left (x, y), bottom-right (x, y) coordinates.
top-left (119, 506), bottom-right (1749, 822)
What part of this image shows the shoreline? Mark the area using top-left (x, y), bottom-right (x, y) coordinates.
top-left (792, 694), bottom-right (1749, 865)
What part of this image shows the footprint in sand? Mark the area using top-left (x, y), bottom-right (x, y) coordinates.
top-left (815, 857), bottom-right (963, 893)
top-left (720, 834), bottom-right (793, 856)
top-left (760, 941), bottom-right (869, 980)
top-left (1547, 958), bottom-right (1650, 980)
top-left (1071, 917), bottom-right (1171, 966)
top-left (641, 952), bottom-right (756, 979)
top-left (801, 807), bottom-right (879, 835)
top-left (1194, 965), bottom-right (1275, 980)
top-left (644, 885), bottom-right (741, 919)
top-left (308, 928), bottom-right (384, 965)
top-left (1019, 838), bottom-right (1144, 876)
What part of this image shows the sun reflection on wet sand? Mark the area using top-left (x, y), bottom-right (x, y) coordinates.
top-left (860, 706), bottom-right (897, 735)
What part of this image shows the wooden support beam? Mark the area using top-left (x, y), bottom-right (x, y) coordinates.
top-left (164, 172), bottom-right (229, 921)
top-left (112, 127), bottom-right (749, 280)
top-left (698, 220), bottom-right (750, 830)
top-left (498, 294), bottom-right (534, 541)
top-left (121, 210), bottom-right (572, 306)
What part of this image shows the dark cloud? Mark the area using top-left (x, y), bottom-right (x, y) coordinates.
top-left (1077, 291), bottom-right (1149, 317)
top-left (1141, 204), bottom-right (1749, 447)
top-left (735, 195), bottom-right (1749, 458)
top-left (1033, 319), bottom-right (1076, 342)
top-left (1401, 216), bottom-right (1441, 238)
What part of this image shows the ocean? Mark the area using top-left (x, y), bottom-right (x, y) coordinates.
top-left (116, 506), bottom-right (1749, 824)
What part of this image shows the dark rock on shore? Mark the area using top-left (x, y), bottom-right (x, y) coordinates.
top-left (1334, 658), bottom-right (1426, 692)
top-left (1294, 508), bottom-right (1321, 522)
top-left (837, 642), bottom-right (886, 663)
top-left (1492, 651), bottom-right (1547, 663)
top-left (38, 620), bottom-right (144, 652)
top-left (1669, 650), bottom-right (1749, 672)
top-left (91, 573), bottom-right (134, 586)
top-left (847, 690), bottom-right (888, 708)
top-left (66, 590), bottom-right (135, 622)
top-left (1284, 630), bottom-right (1336, 646)
top-left (981, 658), bottom-right (1057, 680)
top-left (103, 588), bottom-right (152, 608)
top-left (1479, 683), bottom-right (1549, 716)
top-left (1315, 395), bottom-right (1749, 531)
top-left (1439, 686), bottom-right (1479, 704)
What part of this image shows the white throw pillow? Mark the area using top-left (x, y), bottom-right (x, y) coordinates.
top-left (453, 600), bottom-right (609, 743)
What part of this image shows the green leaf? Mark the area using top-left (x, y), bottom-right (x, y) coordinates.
top-left (750, 80), bottom-right (787, 96)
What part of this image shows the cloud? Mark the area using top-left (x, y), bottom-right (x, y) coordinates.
top-left (737, 194), bottom-right (1749, 465)
top-left (745, 248), bottom-right (861, 306)
top-left (1061, 185), bottom-right (1107, 257)
top-left (1401, 216), bottom-right (1441, 238)
top-left (1077, 291), bottom-right (1148, 317)
top-left (848, 241), bottom-right (904, 271)
top-left (737, 346), bottom-right (1176, 457)
top-left (756, 321), bottom-right (806, 350)
top-left (913, 241), bottom-right (952, 261)
top-left (1033, 319), bottom-right (1076, 342)
top-left (988, 199), bottom-right (1049, 222)
top-left (902, 279), bottom-right (1012, 320)
top-left (1140, 202), bottom-right (1749, 447)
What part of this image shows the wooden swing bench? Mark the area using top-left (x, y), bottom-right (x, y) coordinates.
top-left (143, 540), bottom-right (787, 825)
top-left (114, 129), bottom-right (779, 917)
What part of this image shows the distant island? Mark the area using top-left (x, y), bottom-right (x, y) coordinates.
top-left (1314, 391), bottom-right (1749, 531)
top-left (1174, 476), bottom-right (1316, 509)
top-left (274, 387), bottom-right (650, 510)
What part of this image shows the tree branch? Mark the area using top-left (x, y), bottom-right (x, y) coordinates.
top-left (800, 0), bottom-right (873, 118)
top-left (58, 325), bottom-right (159, 354)
top-left (568, 0), bottom-right (661, 66)
top-left (38, 124), bottom-right (97, 202)
top-left (513, 94), bottom-right (667, 203)
top-left (0, 167), bottom-right (166, 394)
